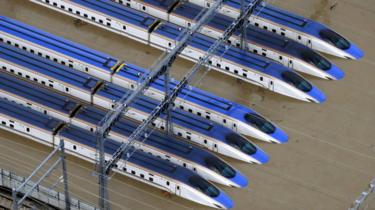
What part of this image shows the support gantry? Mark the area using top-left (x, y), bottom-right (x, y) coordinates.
top-left (96, 0), bottom-right (263, 209)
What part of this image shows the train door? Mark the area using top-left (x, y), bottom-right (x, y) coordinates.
top-left (213, 143), bottom-right (218, 152)
top-left (232, 123), bottom-right (237, 133)
top-left (288, 60), bottom-right (293, 69)
top-left (268, 80), bottom-right (274, 91)
top-left (175, 186), bottom-right (181, 196)
top-left (307, 39), bottom-right (312, 48)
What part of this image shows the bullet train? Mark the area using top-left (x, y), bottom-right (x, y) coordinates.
top-left (112, 0), bottom-right (345, 80)
top-left (29, 0), bottom-right (326, 104)
top-left (0, 98), bottom-right (234, 209)
top-left (0, 72), bottom-right (251, 187)
top-left (186, 0), bottom-right (364, 60)
top-left (0, 16), bottom-right (288, 145)
top-left (0, 43), bottom-right (270, 164)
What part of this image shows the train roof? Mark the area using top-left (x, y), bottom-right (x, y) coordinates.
top-left (0, 97), bottom-right (63, 133)
top-left (0, 43), bottom-right (101, 92)
top-left (0, 16), bottom-right (118, 72)
top-left (75, 105), bottom-right (222, 166)
top-left (0, 73), bottom-right (80, 117)
top-left (59, 125), bottom-right (205, 185)
top-left (72, 0), bottom-right (155, 29)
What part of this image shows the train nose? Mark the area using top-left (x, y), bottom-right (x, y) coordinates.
top-left (230, 170), bottom-right (248, 188)
top-left (215, 191), bottom-right (234, 209)
top-left (307, 86), bottom-right (326, 103)
top-left (251, 147), bottom-right (270, 164)
top-left (270, 126), bottom-right (289, 144)
top-left (346, 43), bottom-right (364, 60)
top-left (326, 64), bottom-right (345, 80)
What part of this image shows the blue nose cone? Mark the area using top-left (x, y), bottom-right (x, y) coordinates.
top-left (327, 64), bottom-right (345, 80)
top-left (230, 170), bottom-right (248, 188)
top-left (270, 127), bottom-right (289, 144)
top-left (215, 191), bottom-right (234, 209)
top-left (252, 146), bottom-right (270, 164)
top-left (346, 42), bottom-right (364, 60)
top-left (308, 86), bottom-right (326, 103)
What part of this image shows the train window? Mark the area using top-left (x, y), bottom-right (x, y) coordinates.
top-left (216, 63), bottom-right (221, 68)
top-left (298, 35), bottom-right (301, 40)
top-left (1, 66), bottom-right (5, 70)
top-left (183, 163), bottom-right (186, 167)
top-left (123, 167), bottom-right (126, 171)
top-left (319, 29), bottom-right (351, 49)
top-left (76, 11), bottom-right (80, 15)
top-left (225, 66), bottom-right (230, 71)
top-left (149, 177), bottom-right (153, 182)
top-left (53, 3), bottom-right (57, 6)
top-left (205, 157), bottom-right (236, 178)
top-left (243, 73), bottom-right (247, 77)
top-left (61, 61), bottom-right (66, 65)
top-left (160, 126), bottom-right (165, 130)
top-left (22, 46), bottom-right (26, 50)
top-left (131, 170), bottom-right (136, 175)
top-left (84, 14), bottom-right (88, 18)
top-left (236, 43), bottom-right (240, 47)
top-left (126, 3), bottom-right (130, 7)
top-left (10, 69), bottom-right (14, 73)
top-left (254, 22), bottom-right (259, 27)
top-left (279, 56), bottom-right (283, 60)
top-left (68, 8), bottom-right (72, 12)
top-left (142, 6), bottom-right (146, 11)
top-left (44, 110), bottom-right (47, 115)
top-left (227, 40), bottom-right (231, 44)
top-left (166, 181), bottom-right (170, 186)
top-left (223, 119), bottom-right (226, 123)
top-left (281, 71), bottom-right (312, 92)
top-left (90, 128), bottom-right (94, 132)
top-left (106, 22), bottom-right (111, 26)
top-left (15, 44), bottom-right (19, 48)
top-left (234, 70), bottom-right (238, 74)
top-left (225, 133), bottom-right (257, 155)
top-left (208, 60), bottom-right (212, 64)
top-left (301, 51), bottom-right (331, 71)
top-left (272, 29), bottom-right (276, 33)
top-left (262, 52), bottom-right (266, 56)
top-left (99, 20), bottom-right (103, 24)
top-left (26, 128), bottom-right (30, 132)
top-left (0, 38), bottom-right (3, 42)
top-left (204, 140), bottom-right (207, 144)
top-left (41, 81), bottom-right (46, 85)
top-left (177, 186), bottom-right (180, 190)
top-left (10, 124), bottom-right (14, 128)
top-left (206, 115), bottom-right (210, 120)
top-left (263, 26), bottom-right (268, 30)
top-left (17, 72), bottom-right (22, 76)
top-left (253, 49), bottom-right (258, 54)
top-left (151, 122), bottom-right (156, 127)
top-left (245, 113), bottom-right (276, 134)
top-left (33, 78), bottom-right (38, 82)
top-left (188, 108), bottom-right (192, 113)
top-left (91, 17), bottom-right (96, 21)
top-left (193, 168), bottom-right (196, 171)
top-left (30, 49), bottom-right (35, 54)
top-left (61, 5), bottom-right (65, 9)
top-left (73, 145), bottom-right (77, 150)
top-left (197, 112), bottom-right (201, 116)
top-left (168, 42), bottom-right (172, 47)
top-left (177, 132), bottom-right (182, 136)
top-left (1, 121), bottom-right (5, 125)
top-left (179, 105), bottom-right (184, 109)
top-left (65, 87), bottom-right (69, 92)
top-left (187, 136), bottom-right (191, 140)
top-left (49, 84), bottom-right (53, 88)
top-left (188, 176), bottom-right (219, 198)
top-left (6, 41), bottom-right (11, 45)
top-left (206, 2), bottom-right (210, 7)
top-left (281, 32), bottom-right (285, 36)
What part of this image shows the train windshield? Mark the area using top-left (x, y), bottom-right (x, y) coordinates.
top-left (301, 51), bottom-right (331, 71)
top-left (281, 71), bottom-right (312, 92)
top-left (319, 29), bottom-right (350, 50)
top-left (205, 157), bottom-right (236, 178)
top-left (189, 176), bottom-right (220, 197)
top-left (245, 113), bottom-right (275, 134)
top-left (225, 133), bottom-right (257, 155)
